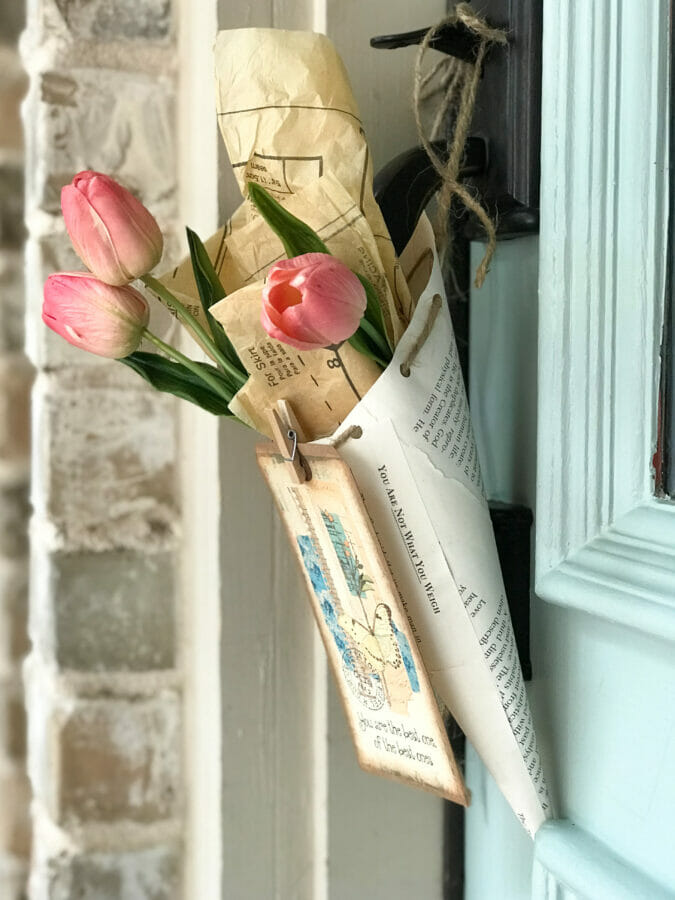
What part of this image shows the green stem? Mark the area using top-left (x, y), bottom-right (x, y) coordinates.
top-left (363, 348), bottom-right (390, 369)
top-left (358, 318), bottom-right (392, 362)
top-left (141, 274), bottom-right (246, 389)
top-left (143, 329), bottom-right (235, 406)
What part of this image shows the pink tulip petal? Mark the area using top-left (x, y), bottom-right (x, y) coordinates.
top-left (260, 253), bottom-right (368, 351)
top-left (301, 298), bottom-right (364, 341)
top-left (62, 185), bottom-right (127, 285)
top-left (43, 272), bottom-right (149, 358)
top-left (275, 305), bottom-right (329, 344)
top-left (263, 299), bottom-right (327, 348)
top-left (295, 268), bottom-right (365, 342)
top-left (302, 261), bottom-right (366, 310)
top-left (62, 172), bottom-right (163, 285)
top-left (269, 252), bottom-right (330, 272)
top-left (84, 175), bottom-right (163, 272)
top-left (266, 281), bottom-right (303, 313)
top-left (260, 305), bottom-right (328, 351)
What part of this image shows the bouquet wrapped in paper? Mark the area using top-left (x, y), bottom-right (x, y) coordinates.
top-left (43, 27), bottom-right (551, 835)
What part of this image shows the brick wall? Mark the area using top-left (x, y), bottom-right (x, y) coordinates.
top-left (0, 0), bottom-right (31, 896)
top-left (21, 1), bottom-right (185, 897)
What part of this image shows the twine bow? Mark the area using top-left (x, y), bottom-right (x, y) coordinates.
top-left (413, 3), bottom-right (508, 288)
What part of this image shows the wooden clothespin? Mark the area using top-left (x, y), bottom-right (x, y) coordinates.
top-left (267, 400), bottom-right (309, 484)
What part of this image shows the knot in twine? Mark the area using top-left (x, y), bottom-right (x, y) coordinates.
top-left (413, 3), bottom-right (507, 288)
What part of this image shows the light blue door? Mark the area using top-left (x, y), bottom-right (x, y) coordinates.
top-left (465, 2), bottom-right (675, 897)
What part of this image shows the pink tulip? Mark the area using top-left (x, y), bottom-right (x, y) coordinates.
top-left (260, 253), bottom-right (366, 350)
top-left (61, 171), bottom-right (163, 285)
top-left (43, 272), bottom-right (149, 358)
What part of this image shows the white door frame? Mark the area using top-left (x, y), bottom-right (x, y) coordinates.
top-left (536, 1), bottom-right (671, 639)
top-left (534, 1), bottom-right (672, 894)
top-left (177, 1), bottom-right (223, 897)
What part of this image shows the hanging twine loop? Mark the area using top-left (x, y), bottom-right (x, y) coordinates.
top-left (400, 294), bottom-right (442, 376)
top-left (413, 3), bottom-right (507, 288)
top-left (327, 424), bottom-right (363, 449)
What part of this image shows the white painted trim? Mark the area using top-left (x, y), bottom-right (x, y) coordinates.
top-left (532, 821), bottom-right (672, 899)
top-left (312, 631), bottom-right (328, 900)
top-left (538, 500), bottom-right (675, 641)
top-left (535, 1), bottom-right (672, 638)
top-left (180, 410), bottom-right (222, 900)
top-left (210, 5), bottom-right (330, 898)
top-left (177, 1), bottom-right (222, 898)
top-left (313, 0), bottom-right (327, 35)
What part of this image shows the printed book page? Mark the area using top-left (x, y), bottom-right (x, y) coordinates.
top-left (329, 216), bottom-right (553, 835)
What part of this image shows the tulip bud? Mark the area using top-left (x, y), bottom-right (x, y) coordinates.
top-left (61, 171), bottom-right (163, 286)
top-left (43, 272), bottom-right (149, 358)
top-left (260, 253), bottom-right (366, 350)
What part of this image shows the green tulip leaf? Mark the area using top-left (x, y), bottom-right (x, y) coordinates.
top-left (347, 328), bottom-right (389, 370)
top-left (355, 274), bottom-right (394, 357)
top-left (120, 351), bottom-right (235, 417)
top-left (185, 227), bottom-right (245, 375)
top-left (247, 183), bottom-right (330, 257)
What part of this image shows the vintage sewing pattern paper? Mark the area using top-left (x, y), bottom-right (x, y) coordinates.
top-left (213, 28), bottom-right (411, 343)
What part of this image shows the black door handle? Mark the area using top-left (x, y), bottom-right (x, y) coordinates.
top-left (373, 137), bottom-right (487, 256)
top-left (372, 2), bottom-right (542, 247)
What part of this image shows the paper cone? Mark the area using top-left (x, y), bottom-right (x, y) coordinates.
top-left (327, 218), bottom-right (553, 836)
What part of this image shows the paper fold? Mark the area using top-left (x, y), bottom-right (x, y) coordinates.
top-left (327, 218), bottom-right (553, 835)
top-left (213, 28), bottom-right (411, 344)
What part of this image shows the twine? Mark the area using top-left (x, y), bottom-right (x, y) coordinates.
top-left (413, 3), bottom-right (507, 288)
top-left (400, 294), bottom-right (443, 376)
top-left (328, 425), bottom-right (363, 448)
top-left (328, 294), bottom-right (443, 448)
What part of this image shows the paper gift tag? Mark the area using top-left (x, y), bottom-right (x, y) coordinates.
top-left (257, 440), bottom-right (469, 805)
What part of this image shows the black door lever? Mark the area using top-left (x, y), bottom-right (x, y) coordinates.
top-left (372, 2), bottom-right (542, 246)
top-left (373, 138), bottom-right (487, 257)
top-left (370, 23), bottom-right (483, 64)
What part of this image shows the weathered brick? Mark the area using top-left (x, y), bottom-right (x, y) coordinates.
top-left (51, 0), bottom-right (172, 43)
top-left (0, 49), bottom-right (27, 155)
top-left (22, 0), bottom-right (183, 893)
top-left (0, 356), bottom-right (33, 466)
top-left (40, 369), bottom-right (178, 551)
top-left (32, 69), bottom-right (175, 217)
top-left (39, 845), bottom-right (180, 900)
top-left (48, 550), bottom-right (176, 671)
top-left (55, 695), bottom-right (180, 823)
top-left (0, 562), bottom-right (29, 664)
top-left (0, 684), bottom-right (26, 759)
top-left (0, 770), bottom-right (31, 859)
top-left (0, 164), bottom-right (25, 248)
top-left (0, 252), bottom-right (25, 353)
top-left (0, 856), bottom-right (29, 900)
top-left (0, 485), bottom-right (30, 558)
